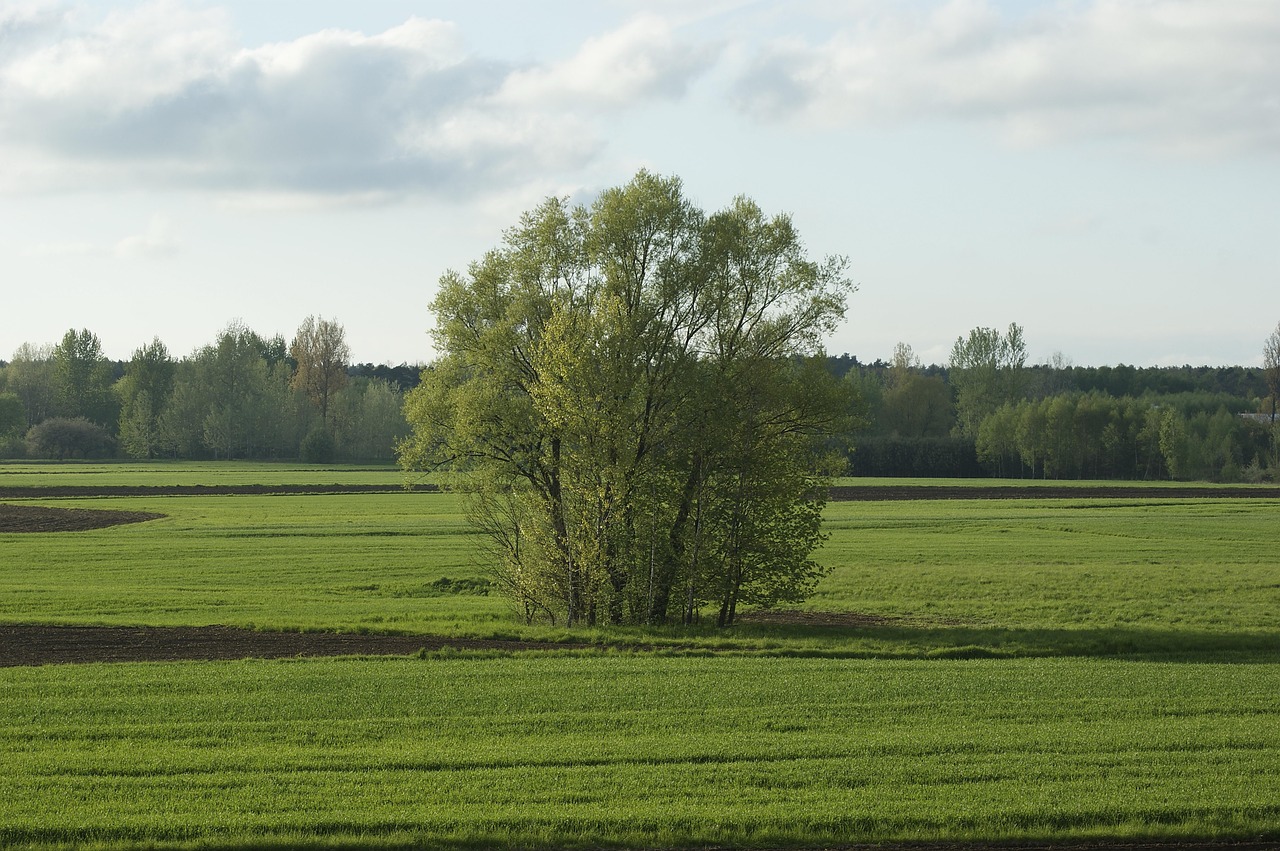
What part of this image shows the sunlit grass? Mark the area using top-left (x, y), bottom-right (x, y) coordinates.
top-left (2, 655), bottom-right (1277, 848)
top-left (3, 474), bottom-right (1279, 658)
top-left (4, 463), bottom-right (1280, 848)
top-left (814, 498), bottom-right (1280, 634)
top-left (1, 491), bottom-right (504, 634)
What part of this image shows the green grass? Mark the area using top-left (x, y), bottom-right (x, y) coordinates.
top-left (3, 485), bottom-right (1277, 659)
top-left (3, 655), bottom-right (1278, 849)
top-left (800, 498), bottom-right (1280, 659)
top-left (0, 460), bottom-right (411, 488)
top-left (829, 475), bottom-right (1270, 488)
top-left (1, 491), bottom-right (507, 635)
top-left (3, 464), bottom-right (1280, 847)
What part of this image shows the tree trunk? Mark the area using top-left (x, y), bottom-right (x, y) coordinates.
top-left (547, 437), bottom-right (578, 625)
top-left (650, 453), bottom-right (702, 624)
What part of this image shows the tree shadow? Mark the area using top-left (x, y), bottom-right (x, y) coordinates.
top-left (678, 610), bottom-right (1280, 662)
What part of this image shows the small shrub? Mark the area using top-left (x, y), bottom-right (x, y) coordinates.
top-left (299, 424), bottom-right (336, 463)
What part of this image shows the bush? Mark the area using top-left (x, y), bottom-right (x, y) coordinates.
top-left (26, 417), bottom-right (114, 459)
top-left (299, 424), bottom-right (336, 463)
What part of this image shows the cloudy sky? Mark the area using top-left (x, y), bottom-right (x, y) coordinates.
top-left (2, 0), bottom-right (1277, 368)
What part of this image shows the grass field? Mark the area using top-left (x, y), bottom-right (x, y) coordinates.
top-left (2, 461), bottom-right (1279, 848)
top-left (4, 656), bottom-right (1278, 849)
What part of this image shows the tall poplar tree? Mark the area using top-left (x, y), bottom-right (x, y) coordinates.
top-left (949, 323), bottom-right (1028, 438)
top-left (52, 329), bottom-right (117, 427)
top-left (1264, 320), bottom-right (1280, 425)
top-left (116, 338), bottom-right (175, 459)
top-left (291, 315), bottom-right (350, 424)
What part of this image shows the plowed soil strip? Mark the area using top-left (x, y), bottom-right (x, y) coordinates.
top-left (0, 483), bottom-right (438, 498)
top-left (0, 503), bottom-right (164, 532)
top-left (0, 625), bottom-right (588, 667)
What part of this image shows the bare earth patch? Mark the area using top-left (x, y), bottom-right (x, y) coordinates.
top-left (0, 624), bottom-right (589, 667)
top-left (0, 503), bottom-right (165, 532)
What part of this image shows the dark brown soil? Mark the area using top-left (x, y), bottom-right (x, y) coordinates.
top-left (0, 503), bottom-right (165, 532)
top-left (0, 624), bottom-right (589, 667)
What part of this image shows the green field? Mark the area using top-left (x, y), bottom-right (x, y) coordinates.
top-left (2, 462), bottom-right (1279, 848)
top-left (4, 656), bottom-right (1277, 849)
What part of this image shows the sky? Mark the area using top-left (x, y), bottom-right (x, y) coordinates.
top-left (1, 0), bottom-right (1277, 369)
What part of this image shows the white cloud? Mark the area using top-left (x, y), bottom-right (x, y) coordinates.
top-left (0, 4), bottom-right (712, 202)
top-left (497, 15), bottom-right (716, 109)
top-left (3, 1), bottom-right (232, 106)
top-left (20, 214), bottom-right (180, 259)
top-left (732, 0), bottom-right (1280, 155)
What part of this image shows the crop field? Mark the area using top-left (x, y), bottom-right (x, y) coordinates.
top-left (2, 461), bottom-right (1279, 849)
top-left (4, 656), bottom-right (1279, 849)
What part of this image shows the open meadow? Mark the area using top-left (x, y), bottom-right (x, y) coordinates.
top-left (2, 461), bottom-right (1279, 848)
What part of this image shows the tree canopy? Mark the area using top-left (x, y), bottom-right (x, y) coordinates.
top-left (949, 323), bottom-right (1027, 437)
top-left (399, 171), bottom-right (858, 627)
top-left (1264, 321), bottom-right (1280, 425)
top-left (291, 315), bottom-right (350, 423)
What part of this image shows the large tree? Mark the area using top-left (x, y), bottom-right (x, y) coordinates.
top-left (880, 342), bottom-right (953, 438)
top-left (1264, 320), bottom-right (1280, 425)
top-left (52, 329), bottom-right (117, 427)
top-left (290, 315), bottom-right (350, 424)
top-left (400, 171), bottom-right (856, 627)
top-left (949, 323), bottom-right (1028, 437)
top-left (5, 344), bottom-right (57, 427)
top-left (160, 322), bottom-right (294, 459)
top-left (115, 338), bottom-right (176, 459)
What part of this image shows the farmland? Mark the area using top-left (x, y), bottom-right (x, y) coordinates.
top-left (2, 461), bottom-right (1279, 848)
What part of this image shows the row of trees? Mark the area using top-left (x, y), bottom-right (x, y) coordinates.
top-left (5, 316), bottom-right (1275, 482)
top-left (0, 319), bottom-right (411, 462)
top-left (975, 393), bottom-right (1273, 481)
top-left (844, 321), bottom-right (1280, 481)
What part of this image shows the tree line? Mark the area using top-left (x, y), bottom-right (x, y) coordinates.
top-left (841, 322), bottom-right (1280, 482)
top-left (4, 315), bottom-right (1276, 484)
top-left (0, 319), bottom-right (413, 462)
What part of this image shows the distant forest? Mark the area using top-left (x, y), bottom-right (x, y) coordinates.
top-left (831, 324), bottom-right (1278, 482)
top-left (2, 321), bottom-right (1278, 482)
top-left (0, 321), bottom-right (414, 464)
